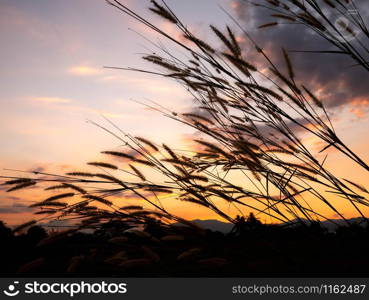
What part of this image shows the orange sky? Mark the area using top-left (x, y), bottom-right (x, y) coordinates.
top-left (1, 0), bottom-right (369, 226)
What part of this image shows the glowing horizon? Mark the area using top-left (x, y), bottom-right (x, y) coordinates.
top-left (1, 0), bottom-right (369, 226)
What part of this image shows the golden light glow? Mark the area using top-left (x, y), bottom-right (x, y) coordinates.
top-left (68, 66), bottom-right (101, 76)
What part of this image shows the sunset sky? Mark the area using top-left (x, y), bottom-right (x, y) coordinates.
top-left (1, 0), bottom-right (369, 225)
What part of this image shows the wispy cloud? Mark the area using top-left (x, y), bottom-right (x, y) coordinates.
top-left (0, 204), bottom-right (33, 214)
top-left (31, 96), bottom-right (72, 104)
top-left (28, 95), bottom-right (138, 120)
top-left (68, 65), bottom-right (101, 76)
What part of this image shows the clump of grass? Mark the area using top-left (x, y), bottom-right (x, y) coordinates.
top-left (2, 0), bottom-right (369, 232)
top-left (254, 0), bottom-right (369, 72)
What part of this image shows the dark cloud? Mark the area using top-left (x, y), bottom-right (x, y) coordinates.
top-left (6, 196), bottom-right (21, 201)
top-left (29, 167), bottom-right (46, 173)
top-left (0, 203), bottom-right (33, 214)
top-left (231, 0), bottom-right (369, 114)
top-left (0, 185), bottom-right (9, 191)
top-left (256, 117), bottom-right (312, 137)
